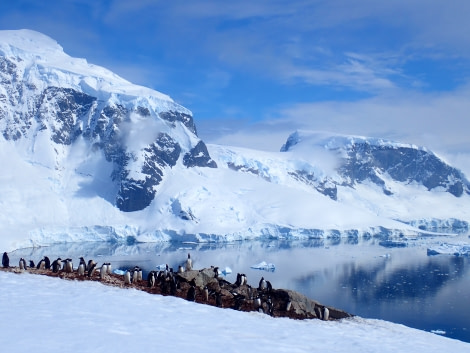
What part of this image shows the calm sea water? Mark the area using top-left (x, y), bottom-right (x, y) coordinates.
top-left (9, 233), bottom-right (470, 343)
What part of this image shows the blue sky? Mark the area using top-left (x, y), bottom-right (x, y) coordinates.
top-left (1, 1), bottom-right (469, 170)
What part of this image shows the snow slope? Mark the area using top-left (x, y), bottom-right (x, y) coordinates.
top-left (0, 271), bottom-right (468, 353)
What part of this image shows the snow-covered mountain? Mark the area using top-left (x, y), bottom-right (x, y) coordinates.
top-left (0, 30), bottom-right (469, 251)
top-left (0, 29), bottom-right (216, 213)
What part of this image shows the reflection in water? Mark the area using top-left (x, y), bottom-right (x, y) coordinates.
top-left (8, 235), bottom-right (470, 343)
top-left (337, 256), bottom-right (466, 302)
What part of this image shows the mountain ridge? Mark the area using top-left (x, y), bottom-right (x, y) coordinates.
top-left (0, 30), bottom-right (469, 252)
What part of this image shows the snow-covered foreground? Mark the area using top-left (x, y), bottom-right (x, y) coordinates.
top-left (0, 271), bottom-right (468, 353)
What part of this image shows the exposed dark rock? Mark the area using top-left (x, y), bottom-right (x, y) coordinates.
top-left (159, 110), bottom-right (198, 135)
top-left (175, 268), bottom-right (352, 320)
top-left (339, 142), bottom-right (470, 197)
top-left (183, 140), bottom-right (217, 168)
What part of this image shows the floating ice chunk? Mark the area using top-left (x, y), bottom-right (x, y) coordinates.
top-left (221, 267), bottom-right (232, 276)
top-left (427, 243), bottom-right (470, 256)
top-left (156, 264), bottom-right (167, 270)
top-left (250, 261), bottom-right (275, 272)
top-left (113, 269), bottom-right (126, 275)
top-left (431, 329), bottom-right (446, 335)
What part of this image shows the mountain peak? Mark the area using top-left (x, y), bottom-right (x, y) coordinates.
top-left (0, 29), bottom-right (63, 56)
top-left (0, 29), bottom-right (174, 104)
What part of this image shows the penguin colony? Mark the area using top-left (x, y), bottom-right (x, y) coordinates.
top-left (0, 251), bottom-right (346, 321)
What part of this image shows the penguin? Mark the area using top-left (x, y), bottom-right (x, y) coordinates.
top-left (29, 260), bottom-right (35, 268)
top-left (79, 257), bottom-right (87, 271)
top-left (170, 276), bottom-right (178, 295)
top-left (241, 274), bottom-right (247, 286)
top-left (147, 271), bottom-right (155, 288)
top-left (19, 258), bottom-right (26, 270)
top-left (64, 259), bottom-right (73, 273)
top-left (322, 307), bottom-right (329, 321)
top-left (235, 273), bottom-right (242, 287)
top-left (44, 256), bottom-right (51, 270)
top-left (213, 266), bottom-right (219, 279)
top-left (314, 305), bottom-right (322, 319)
top-left (2, 252), bottom-right (9, 268)
top-left (133, 266), bottom-right (142, 282)
top-left (124, 270), bottom-right (131, 285)
top-left (233, 293), bottom-right (245, 311)
top-left (265, 296), bottom-right (274, 316)
top-left (247, 285), bottom-right (253, 300)
top-left (164, 264), bottom-right (169, 277)
top-left (203, 285), bottom-right (209, 302)
top-left (100, 263), bottom-right (107, 280)
top-left (87, 262), bottom-right (97, 277)
top-left (215, 291), bottom-right (223, 307)
top-left (186, 280), bottom-right (196, 301)
top-left (51, 258), bottom-right (62, 273)
top-left (286, 300), bottom-right (292, 312)
top-left (78, 263), bottom-right (85, 276)
top-left (177, 265), bottom-right (184, 273)
top-left (254, 295), bottom-right (262, 310)
top-left (266, 280), bottom-right (273, 292)
top-left (258, 277), bottom-right (266, 291)
top-left (87, 259), bottom-right (95, 272)
top-left (105, 263), bottom-right (112, 275)
top-left (36, 259), bottom-right (45, 270)
top-left (185, 253), bottom-right (192, 271)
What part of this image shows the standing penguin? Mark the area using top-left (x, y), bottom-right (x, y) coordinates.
top-left (186, 280), bottom-right (196, 301)
top-left (124, 270), bottom-right (131, 285)
top-left (87, 262), bottom-right (97, 277)
top-left (322, 307), bottom-right (329, 321)
top-left (64, 259), bottom-right (73, 273)
top-left (19, 258), bottom-right (27, 270)
top-left (29, 260), bottom-right (35, 268)
top-left (235, 273), bottom-right (242, 287)
top-left (254, 295), bottom-right (262, 310)
top-left (36, 259), bottom-right (45, 270)
top-left (213, 266), bottom-right (219, 279)
top-left (44, 256), bottom-right (51, 270)
top-left (147, 271), bottom-right (155, 288)
top-left (170, 276), bottom-right (178, 295)
top-left (105, 263), bottom-right (112, 275)
top-left (215, 291), bottom-right (223, 307)
top-left (203, 286), bottom-right (209, 302)
top-left (258, 277), bottom-right (266, 291)
top-left (51, 258), bottom-right (62, 273)
top-left (185, 253), bottom-right (192, 271)
top-left (2, 252), bottom-right (9, 268)
top-left (99, 263), bottom-right (107, 280)
top-left (78, 263), bottom-right (85, 276)
top-left (79, 257), bottom-right (87, 272)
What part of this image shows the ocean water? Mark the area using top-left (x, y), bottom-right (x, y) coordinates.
top-left (9, 233), bottom-right (470, 342)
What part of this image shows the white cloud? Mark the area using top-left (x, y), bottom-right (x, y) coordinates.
top-left (202, 84), bottom-right (470, 176)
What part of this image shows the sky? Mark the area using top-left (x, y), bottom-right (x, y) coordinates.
top-left (0, 1), bottom-right (469, 170)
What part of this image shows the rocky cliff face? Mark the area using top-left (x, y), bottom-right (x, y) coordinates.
top-left (281, 131), bottom-right (470, 199)
top-left (0, 32), bottom-right (216, 212)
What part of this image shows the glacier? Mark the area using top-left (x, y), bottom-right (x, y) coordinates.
top-left (0, 30), bottom-right (469, 252)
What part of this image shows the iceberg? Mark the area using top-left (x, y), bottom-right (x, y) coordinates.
top-left (427, 243), bottom-right (470, 256)
top-left (250, 261), bottom-right (276, 272)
